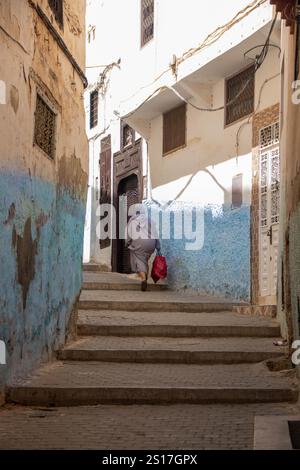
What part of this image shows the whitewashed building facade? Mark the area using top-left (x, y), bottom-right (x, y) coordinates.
top-left (84, 0), bottom-right (282, 305)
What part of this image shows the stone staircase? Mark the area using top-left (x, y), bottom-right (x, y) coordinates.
top-left (6, 266), bottom-right (298, 407)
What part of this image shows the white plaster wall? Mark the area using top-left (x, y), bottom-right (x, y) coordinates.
top-left (149, 45), bottom-right (281, 206)
top-left (118, 0), bottom-right (273, 116)
top-left (85, 0), bottom-right (274, 117)
top-left (84, 0), bottom-right (278, 265)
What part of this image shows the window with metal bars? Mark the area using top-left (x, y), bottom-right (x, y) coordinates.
top-left (34, 94), bottom-right (56, 159)
top-left (121, 122), bottom-right (135, 149)
top-left (225, 65), bottom-right (255, 126)
top-left (141, 0), bottom-right (154, 47)
top-left (48, 0), bottom-right (63, 27)
top-left (163, 104), bottom-right (186, 155)
top-left (90, 90), bottom-right (99, 129)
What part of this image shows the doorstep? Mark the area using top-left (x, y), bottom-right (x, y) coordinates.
top-left (254, 415), bottom-right (300, 449)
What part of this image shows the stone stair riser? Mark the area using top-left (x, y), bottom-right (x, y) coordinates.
top-left (78, 301), bottom-right (238, 313)
top-left (58, 349), bottom-right (284, 364)
top-left (82, 283), bottom-right (167, 291)
top-left (7, 387), bottom-right (297, 407)
top-left (77, 324), bottom-right (280, 338)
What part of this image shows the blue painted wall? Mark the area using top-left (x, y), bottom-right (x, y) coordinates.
top-left (148, 202), bottom-right (251, 302)
top-left (0, 170), bottom-right (85, 390)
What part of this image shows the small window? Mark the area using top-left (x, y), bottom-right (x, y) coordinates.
top-left (48, 0), bottom-right (63, 27)
top-left (121, 122), bottom-right (135, 149)
top-left (141, 0), bottom-right (154, 47)
top-left (163, 104), bottom-right (186, 156)
top-left (34, 94), bottom-right (56, 159)
top-left (90, 90), bottom-right (98, 129)
top-left (232, 174), bottom-right (243, 209)
top-left (225, 65), bottom-right (255, 126)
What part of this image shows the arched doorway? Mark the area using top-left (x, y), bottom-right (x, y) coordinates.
top-left (117, 174), bottom-right (139, 273)
top-left (112, 138), bottom-right (142, 272)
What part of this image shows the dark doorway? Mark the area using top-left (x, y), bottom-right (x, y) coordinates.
top-left (117, 174), bottom-right (139, 273)
top-left (99, 135), bottom-right (111, 250)
top-left (112, 138), bottom-right (142, 272)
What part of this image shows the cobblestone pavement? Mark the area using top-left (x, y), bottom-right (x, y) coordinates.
top-left (0, 402), bottom-right (299, 450)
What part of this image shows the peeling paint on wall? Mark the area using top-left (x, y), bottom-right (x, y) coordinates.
top-left (10, 85), bottom-right (19, 114)
top-left (4, 203), bottom-right (16, 225)
top-left (58, 152), bottom-right (88, 200)
top-left (15, 218), bottom-right (38, 309)
top-left (64, 2), bottom-right (83, 36)
top-left (0, 171), bottom-right (86, 390)
top-left (0, 0), bottom-right (88, 398)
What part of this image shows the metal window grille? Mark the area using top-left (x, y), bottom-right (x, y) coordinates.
top-left (90, 90), bottom-right (98, 129)
top-left (141, 0), bottom-right (154, 47)
top-left (48, 0), bottom-right (63, 27)
top-left (225, 65), bottom-right (255, 125)
top-left (259, 122), bottom-right (279, 149)
top-left (34, 94), bottom-right (56, 159)
top-left (259, 122), bottom-right (280, 228)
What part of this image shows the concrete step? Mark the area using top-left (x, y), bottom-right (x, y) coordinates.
top-left (79, 290), bottom-right (243, 313)
top-left (7, 362), bottom-right (297, 406)
top-left (77, 310), bottom-right (281, 338)
top-left (83, 272), bottom-right (167, 291)
top-left (82, 263), bottom-right (101, 272)
top-left (58, 336), bottom-right (285, 364)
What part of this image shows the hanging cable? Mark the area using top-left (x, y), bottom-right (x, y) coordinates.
top-left (122, 12), bottom-right (278, 119)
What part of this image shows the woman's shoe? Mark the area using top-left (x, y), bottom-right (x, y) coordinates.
top-left (141, 279), bottom-right (148, 292)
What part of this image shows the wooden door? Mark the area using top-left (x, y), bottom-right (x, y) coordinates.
top-left (99, 136), bottom-right (111, 249)
top-left (117, 174), bottom-right (139, 273)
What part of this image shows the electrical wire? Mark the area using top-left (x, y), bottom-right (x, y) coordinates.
top-left (89, 6), bottom-right (280, 208)
top-left (235, 71), bottom-right (280, 156)
top-left (244, 43), bottom-right (281, 61)
top-left (122, 12), bottom-right (278, 119)
top-left (119, 0), bottom-right (268, 107)
top-left (86, 64), bottom-right (112, 69)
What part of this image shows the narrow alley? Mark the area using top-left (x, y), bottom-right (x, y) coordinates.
top-left (1, 0), bottom-right (300, 455)
top-left (0, 264), bottom-right (298, 449)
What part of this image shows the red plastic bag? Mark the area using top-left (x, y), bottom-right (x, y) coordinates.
top-left (151, 255), bottom-right (167, 283)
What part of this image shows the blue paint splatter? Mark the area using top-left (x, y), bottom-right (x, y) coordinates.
top-left (0, 170), bottom-right (85, 390)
